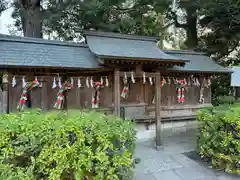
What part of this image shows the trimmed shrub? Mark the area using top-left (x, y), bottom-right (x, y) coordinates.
top-left (0, 109), bottom-right (136, 180)
top-left (197, 104), bottom-right (240, 175)
top-left (217, 95), bottom-right (235, 105)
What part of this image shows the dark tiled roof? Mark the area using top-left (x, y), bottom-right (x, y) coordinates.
top-left (0, 34), bottom-right (101, 69)
top-left (84, 31), bottom-right (188, 63)
top-left (165, 50), bottom-right (232, 73)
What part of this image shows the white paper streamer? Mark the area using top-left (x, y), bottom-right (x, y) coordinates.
top-left (35, 77), bottom-right (40, 87)
top-left (22, 76), bottom-right (26, 88)
top-left (188, 77), bottom-right (191, 86)
top-left (124, 72), bottom-right (128, 84)
top-left (105, 76), bottom-right (109, 87)
top-left (39, 78), bottom-right (43, 87)
top-left (12, 76), bottom-right (16, 87)
top-left (77, 78), bottom-right (81, 88)
top-left (131, 72), bottom-right (135, 83)
top-left (71, 77), bottom-right (74, 86)
top-left (52, 77), bottom-right (57, 89)
top-left (196, 78), bottom-right (200, 87)
top-left (167, 77), bottom-right (171, 84)
top-left (207, 78), bottom-right (211, 87)
top-left (58, 77), bottom-right (62, 88)
top-left (143, 72), bottom-right (146, 84)
top-left (86, 77), bottom-right (89, 88)
top-left (149, 77), bottom-right (153, 85)
top-left (90, 77), bottom-right (94, 87)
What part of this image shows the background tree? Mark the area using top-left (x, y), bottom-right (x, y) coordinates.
top-left (167, 0), bottom-right (202, 49)
top-left (10, 0), bottom-right (172, 40)
top-left (198, 0), bottom-right (240, 62)
top-left (0, 0), bottom-right (8, 15)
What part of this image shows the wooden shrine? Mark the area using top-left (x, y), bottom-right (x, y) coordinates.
top-left (0, 31), bottom-right (231, 146)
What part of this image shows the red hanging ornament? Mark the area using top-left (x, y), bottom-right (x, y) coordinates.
top-left (92, 81), bottom-right (104, 108)
top-left (17, 79), bottom-right (40, 111)
top-left (160, 78), bottom-right (166, 88)
top-left (53, 81), bottom-right (73, 110)
top-left (175, 79), bottom-right (186, 104)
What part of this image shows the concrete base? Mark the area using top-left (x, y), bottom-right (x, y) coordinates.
top-left (135, 120), bottom-right (199, 142)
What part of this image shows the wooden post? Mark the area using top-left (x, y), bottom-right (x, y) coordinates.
top-left (155, 71), bottom-right (161, 147)
top-left (40, 80), bottom-right (48, 111)
top-left (2, 72), bottom-right (9, 113)
top-left (113, 69), bottom-right (120, 116)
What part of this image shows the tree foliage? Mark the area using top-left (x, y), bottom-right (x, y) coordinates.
top-left (9, 0), bottom-right (171, 40)
top-left (198, 0), bottom-right (240, 61)
top-left (0, 0), bottom-right (8, 15)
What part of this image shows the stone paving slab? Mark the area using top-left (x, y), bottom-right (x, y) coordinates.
top-left (153, 170), bottom-right (182, 180)
top-left (134, 128), bottom-right (239, 180)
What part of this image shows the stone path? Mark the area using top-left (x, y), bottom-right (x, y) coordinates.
top-left (134, 127), bottom-right (239, 180)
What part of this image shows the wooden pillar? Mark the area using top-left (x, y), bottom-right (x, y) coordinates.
top-left (2, 72), bottom-right (9, 113)
top-left (155, 71), bottom-right (161, 147)
top-left (40, 80), bottom-right (48, 111)
top-left (113, 69), bottom-right (120, 116)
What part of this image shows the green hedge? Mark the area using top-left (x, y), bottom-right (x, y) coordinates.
top-left (197, 104), bottom-right (240, 175)
top-left (217, 95), bottom-right (235, 105)
top-left (0, 109), bottom-right (136, 180)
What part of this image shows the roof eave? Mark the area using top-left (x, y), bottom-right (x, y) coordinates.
top-left (98, 55), bottom-right (189, 63)
top-left (0, 64), bottom-right (104, 69)
top-left (169, 69), bottom-right (233, 74)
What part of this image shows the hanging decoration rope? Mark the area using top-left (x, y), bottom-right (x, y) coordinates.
top-left (92, 81), bottom-right (104, 108)
top-left (175, 79), bottom-right (187, 103)
top-left (53, 81), bottom-right (72, 109)
top-left (121, 73), bottom-right (129, 99)
top-left (17, 79), bottom-right (40, 111)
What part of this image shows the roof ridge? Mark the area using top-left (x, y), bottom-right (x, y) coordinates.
top-left (164, 50), bottom-right (207, 55)
top-left (0, 34), bottom-right (88, 48)
top-left (83, 30), bottom-right (160, 42)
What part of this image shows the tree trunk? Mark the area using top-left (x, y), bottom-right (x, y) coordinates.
top-left (20, 0), bottom-right (42, 38)
top-left (184, 8), bottom-right (198, 49)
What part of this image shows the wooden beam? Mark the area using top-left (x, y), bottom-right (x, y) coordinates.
top-left (155, 71), bottom-right (162, 147)
top-left (120, 72), bottom-right (156, 78)
top-left (113, 69), bottom-right (120, 116)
